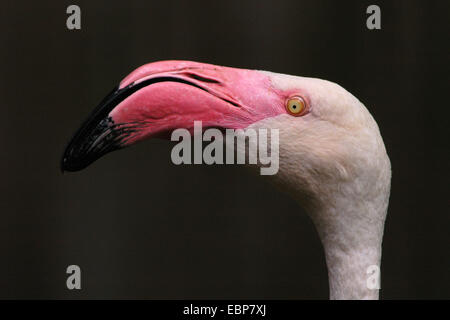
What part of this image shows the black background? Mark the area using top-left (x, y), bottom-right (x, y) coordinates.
top-left (0, 0), bottom-right (448, 299)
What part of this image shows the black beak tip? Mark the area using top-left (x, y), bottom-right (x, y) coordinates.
top-left (59, 139), bottom-right (122, 173)
top-left (60, 143), bottom-right (87, 173)
top-left (60, 83), bottom-right (144, 174)
top-left (60, 149), bottom-right (89, 173)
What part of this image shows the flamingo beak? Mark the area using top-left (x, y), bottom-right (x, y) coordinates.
top-left (61, 61), bottom-right (285, 172)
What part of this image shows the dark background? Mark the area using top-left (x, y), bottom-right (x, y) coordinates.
top-left (0, 0), bottom-right (448, 299)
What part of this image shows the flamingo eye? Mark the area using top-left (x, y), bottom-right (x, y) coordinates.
top-left (286, 96), bottom-right (307, 116)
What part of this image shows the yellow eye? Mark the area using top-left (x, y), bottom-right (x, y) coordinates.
top-left (286, 97), bottom-right (306, 116)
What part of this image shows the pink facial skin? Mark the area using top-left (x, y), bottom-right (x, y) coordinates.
top-left (109, 61), bottom-right (288, 145)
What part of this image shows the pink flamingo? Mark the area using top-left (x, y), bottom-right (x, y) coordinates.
top-left (62, 61), bottom-right (391, 300)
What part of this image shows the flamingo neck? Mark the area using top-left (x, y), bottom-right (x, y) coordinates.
top-left (310, 196), bottom-right (386, 300)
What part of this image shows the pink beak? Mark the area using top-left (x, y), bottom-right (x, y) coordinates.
top-left (61, 60), bottom-right (286, 172)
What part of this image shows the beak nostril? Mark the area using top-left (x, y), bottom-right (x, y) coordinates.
top-left (183, 72), bottom-right (221, 84)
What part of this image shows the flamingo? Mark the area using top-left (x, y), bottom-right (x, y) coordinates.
top-left (61, 60), bottom-right (391, 300)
